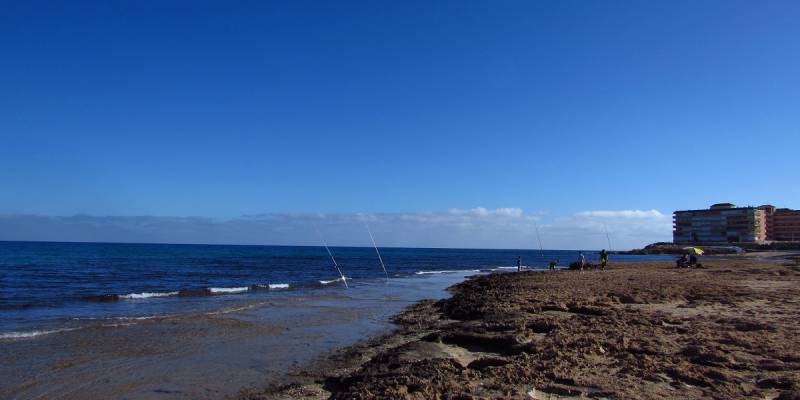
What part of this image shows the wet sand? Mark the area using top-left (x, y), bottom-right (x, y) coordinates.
top-left (252, 256), bottom-right (800, 399)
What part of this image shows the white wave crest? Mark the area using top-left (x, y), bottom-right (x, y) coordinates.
top-left (268, 283), bottom-right (290, 289)
top-left (114, 315), bottom-right (167, 320)
top-left (320, 277), bottom-right (350, 285)
top-left (120, 291), bottom-right (179, 299)
top-left (209, 287), bottom-right (249, 294)
top-left (254, 283), bottom-right (291, 290)
top-left (0, 327), bottom-right (79, 340)
top-left (414, 269), bottom-right (480, 275)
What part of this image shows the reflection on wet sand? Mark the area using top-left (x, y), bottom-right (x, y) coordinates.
top-left (0, 273), bottom-right (472, 400)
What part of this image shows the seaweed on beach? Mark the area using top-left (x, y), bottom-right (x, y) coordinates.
top-left (258, 259), bottom-right (800, 399)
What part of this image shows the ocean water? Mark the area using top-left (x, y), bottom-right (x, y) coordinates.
top-left (0, 241), bottom-right (672, 337)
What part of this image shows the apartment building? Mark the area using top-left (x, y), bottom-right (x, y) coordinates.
top-left (759, 205), bottom-right (800, 242)
top-left (673, 203), bottom-right (766, 244)
top-left (674, 203), bottom-right (800, 244)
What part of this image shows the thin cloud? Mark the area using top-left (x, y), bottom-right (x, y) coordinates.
top-left (0, 208), bottom-right (672, 250)
top-left (574, 209), bottom-right (667, 219)
top-left (448, 207), bottom-right (524, 218)
top-left (540, 209), bottom-right (672, 250)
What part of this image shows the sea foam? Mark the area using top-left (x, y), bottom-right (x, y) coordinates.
top-left (209, 287), bottom-right (249, 294)
top-left (0, 327), bottom-right (79, 340)
top-left (320, 277), bottom-right (350, 285)
top-left (268, 283), bottom-right (290, 289)
top-left (414, 269), bottom-right (480, 275)
top-left (120, 291), bottom-right (179, 299)
top-left (253, 283), bottom-right (290, 290)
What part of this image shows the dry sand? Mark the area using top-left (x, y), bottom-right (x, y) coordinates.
top-left (245, 256), bottom-right (800, 399)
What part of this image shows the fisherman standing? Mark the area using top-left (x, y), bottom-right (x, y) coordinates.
top-left (578, 251), bottom-right (586, 271)
top-left (517, 256), bottom-right (522, 272)
top-left (549, 258), bottom-right (559, 271)
top-left (599, 249), bottom-right (609, 270)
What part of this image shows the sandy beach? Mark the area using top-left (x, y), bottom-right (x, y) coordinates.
top-left (249, 254), bottom-right (800, 399)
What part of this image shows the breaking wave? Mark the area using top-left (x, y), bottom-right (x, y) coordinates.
top-left (414, 269), bottom-right (480, 275)
top-left (320, 277), bottom-right (350, 285)
top-left (268, 283), bottom-right (290, 289)
top-left (253, 283), bottom-right (291, 290)
top-left (0, 327), bottom-right (80, 340)
top-left (120, 291), bottom-right (179, 299)
top-left (209, 287), bottom-right (249, 294)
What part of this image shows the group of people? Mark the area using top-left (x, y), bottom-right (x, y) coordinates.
top-left (516, 249), bottom-right (700, 271)
top-left (676, 252), bottom-right (699, 268)
top-left (517, 250), bottom-right (698, 271)
top-left (574, 249), bottom-right (609, 271)
top-left (516, 249), bottom-right (610, 272)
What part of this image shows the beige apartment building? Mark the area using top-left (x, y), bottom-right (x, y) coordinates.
top-left (673, 203), bottom-right (800, 244)
top-left (673, 203), bottom-right (800, 245)
top-left (673, 203), bottom-right (766, 244)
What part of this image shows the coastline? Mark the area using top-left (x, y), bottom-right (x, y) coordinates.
top-left (247, 254), bottom-right (800, 399)
top-left (0, 273), bottom-right (474, 400)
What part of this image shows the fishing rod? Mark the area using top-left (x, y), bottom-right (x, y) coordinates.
top-left (364, 221), bottom-right (389, 280)
top-left (315, 224), bottom-right (348, 288)
top-left (603, 224), bottom-right (612, 252)
top-left (533, 219), bottom-right (545, 258)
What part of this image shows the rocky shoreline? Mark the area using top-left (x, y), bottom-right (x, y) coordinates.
top-left (242, 256), bottom-right (800, 399)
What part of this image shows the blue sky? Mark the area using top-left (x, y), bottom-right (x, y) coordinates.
top-left (1, 1), bottom-right (799, 248)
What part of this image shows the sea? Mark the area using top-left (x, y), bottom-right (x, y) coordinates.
top-left (0, 241), bottom-right (672, 339)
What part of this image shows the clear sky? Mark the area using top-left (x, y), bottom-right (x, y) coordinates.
top-left (1, 1), bottom-right (799, 249)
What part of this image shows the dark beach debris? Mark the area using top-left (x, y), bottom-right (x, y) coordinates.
top-left (246, 259), bottom-right (800, 400)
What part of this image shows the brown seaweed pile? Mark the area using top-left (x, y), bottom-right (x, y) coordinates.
top-left (247, 259), bottom-right (800, 400)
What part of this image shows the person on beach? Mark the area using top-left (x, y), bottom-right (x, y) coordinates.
top-left (578, 252), bottom-right (586, 271)
top-left (549, 259), bottom-right (559, 271)
top-left (600, 249), bottom-right (609, 270)
top-left (517, 256), bottom-right (522, 272)
top-left (676, 253), bottom-right (689, 268)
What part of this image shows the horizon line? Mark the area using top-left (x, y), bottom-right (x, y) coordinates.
top-left (0, 239), bottom-right (626, 252)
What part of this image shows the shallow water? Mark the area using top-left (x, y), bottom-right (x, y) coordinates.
top-left (0, 272), bottom-right (473, 399)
